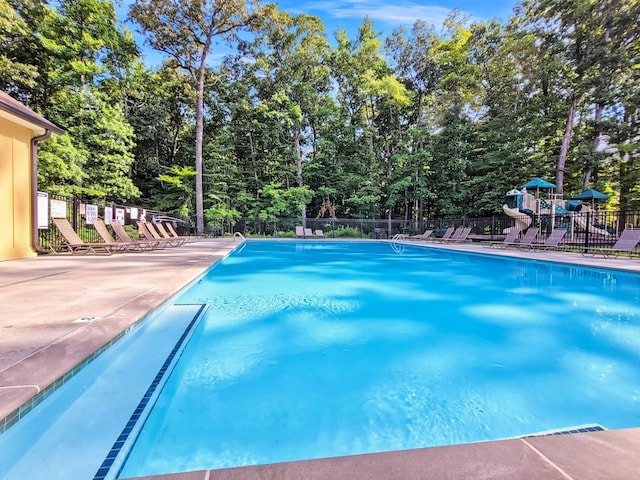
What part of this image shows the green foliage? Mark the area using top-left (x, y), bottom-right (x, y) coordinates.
top-left (38, 134), bottom-right (86, 196)
top-left (257, 183), bottom-right (314, 220)
top-left (205, 204), bottom-right (241, 225)
top-left (156, 165), bottom-right (196, 216)
top-left (5, 0), bottom-right (639, 224)
top-left (325, 226), bottom-right (361, 238)
top-left (0, 0), bottom-right (38, 89)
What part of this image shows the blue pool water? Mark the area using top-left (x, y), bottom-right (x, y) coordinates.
top-left (1, 240), bottom-right (640, 480)
top-left (119, 241), bottom-right (640, 477)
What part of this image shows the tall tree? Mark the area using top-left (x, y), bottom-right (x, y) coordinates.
top-left (518, 0), bottom-right (631, 194)
top-left (130, 0), bottom-right (263, 233)
top-left (246, 10), bottom-right (331, 226)
top-left (127, 64), bottom-right (195, 209)
top-left (424, 14), bottom-right (478, 217)
top-left (386, 20), bottom-right (441, 223)
top-left (36, 0), bottom-right (140, 200)
top-left (0, 0), bottom-right (39, 91)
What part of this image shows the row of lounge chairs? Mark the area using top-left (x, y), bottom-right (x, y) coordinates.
top-left (403, 224), bottom-right (640, 257)
top-left (50, 217), bottom-right (199, 255)
top-left (406, 226), bottom-right (471, 243)
top-left (489, 226), bottom-right (640, 256)
top-left (296, 226), bottom-right (325, 238)
top-left (52, 215), bottom-right (640, 257)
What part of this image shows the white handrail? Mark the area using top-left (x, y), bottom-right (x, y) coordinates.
top-left (233, 232), bottom-right (246, 241)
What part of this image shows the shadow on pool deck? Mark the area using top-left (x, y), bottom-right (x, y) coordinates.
top-left (1, 238), bottom-right (639, 480)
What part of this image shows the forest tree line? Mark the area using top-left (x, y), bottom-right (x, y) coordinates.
top-left (1, 0), bottom-right (639, 232)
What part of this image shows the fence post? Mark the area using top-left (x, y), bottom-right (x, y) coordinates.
top-left (584, 210), bottom-right (591, 250)
top-left (72, 196), bottom-right (80, 231)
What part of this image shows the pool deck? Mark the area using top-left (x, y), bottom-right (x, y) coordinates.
top-left (1, 238), bottom-right (640, 480)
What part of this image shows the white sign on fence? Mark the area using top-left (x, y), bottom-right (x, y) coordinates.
top-left (50, 199), bottom-right (67, 218)
top-left (115, 208), bottom-right (125, 224)
top-left (104, 206), bottom-right (113, 224)
top-left (85, 204), bottom-right (98, 224)
top-left (37, 192), bottom-right (49, 229)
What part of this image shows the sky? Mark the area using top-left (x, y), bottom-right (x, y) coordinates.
top-left (117, 0), bottom-right (520, 67)
top-left (278, 0), bottom-right (518, 34)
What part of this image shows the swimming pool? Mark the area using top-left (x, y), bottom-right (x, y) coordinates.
top-left (2, 241), bottom-right (640, 479)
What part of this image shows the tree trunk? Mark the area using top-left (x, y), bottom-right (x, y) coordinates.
top-left (619, 153), bottom-right (632, 214)
top-left (404, 187), bottom-right (409, 224)
top-left (387, 150), bottom-right (393, 233)
top-left (194, 27), bottom-right (215, 235)
top-left (195, 73), bottom-right (205, 234)
top-left (556, 96), bottom-right (578, 195)
top-left (582, 102), bottom-right (604, 190)
top-left (294, 128), bottom-right (307, 227)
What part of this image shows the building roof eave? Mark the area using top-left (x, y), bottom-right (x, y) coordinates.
top-left (0, 91), bottom-right (65, 136)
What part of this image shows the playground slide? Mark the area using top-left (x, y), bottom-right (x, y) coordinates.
top-left (573, 206), bottom-right (610, 236)
top-left (502, 204), bottom-right (532, 233)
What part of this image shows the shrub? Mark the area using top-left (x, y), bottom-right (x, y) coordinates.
top-left (326, 227), bottom-right (361, 238)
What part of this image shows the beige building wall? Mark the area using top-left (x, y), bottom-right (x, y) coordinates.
top-left (0, 116), bottom-right (36, 260)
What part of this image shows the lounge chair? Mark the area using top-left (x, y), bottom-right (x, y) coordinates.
top-left (137, 221), bottom-right (183, 247)
top-left (51, 218), bottom-right (122, 255)
top-left (445, 226), bottom-right (461, 239)
top-left (295, 226), bottom-right (305, 238)
top-left (433, 226), bottom-right (464, 242)
top-left (165, 222), bottom-right (200, 242)
top-left (106, 220), bottom-right (165, 252)
top-left (442, 226), bottom-right (472, 242)
top-left (489, 229), bottom-right (521, 248)
top-left (147, 222), bottom-right (186, 246)
top-left (530, 228), bottom-right (567, 250)
top-left (582, 229), bottom-right (640, 257)
top-left (92, 219), bottom-right (139, 253)
top-left (110, 221), bottom-right (163, 251)
top-left (92, 219), bottom-right (119, 244)
top-left (511, 227), bottom-right (540, 248)
top-left (155, 222), bottom-right (189, 244)
top-left (304, 228), bottom-right (313, 237)
top-left (315, 229), bottom-right (325, 238)
top-left (433, 226), bottom-right (455, 241)
top-left (408, 229), bottom-right (433, 240)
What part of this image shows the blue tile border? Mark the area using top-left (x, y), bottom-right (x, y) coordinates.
top-left (525, 424), bottom-right (606, 438)
top-left (93, 303), bottom-right (207, 480)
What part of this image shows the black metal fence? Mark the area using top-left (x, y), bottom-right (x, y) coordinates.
top-left (38, 194), bottom-right (190, 251)
top-left (38, 192), bottom-right (640, 255)
top-left (232, 209), bottom-right (640, 253)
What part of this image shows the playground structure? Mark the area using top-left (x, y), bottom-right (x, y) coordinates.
top-left (502, 179), bottom-right (612, 240)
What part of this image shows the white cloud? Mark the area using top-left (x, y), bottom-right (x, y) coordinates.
top-left (301, 0), bottom-right (455, 26)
